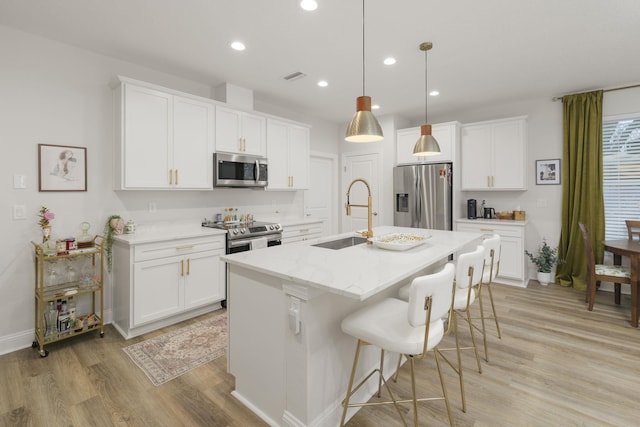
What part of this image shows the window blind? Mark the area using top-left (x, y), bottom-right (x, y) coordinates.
top-left (603, 117), bottom-right (640, 239)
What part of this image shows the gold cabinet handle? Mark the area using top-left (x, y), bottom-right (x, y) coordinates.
top-left (175, 245), bottom-right (194, 251)
top-left (187, 258), bottom-right (190, 275)
top-left (487, 176), bottom-right (490, 187)
top-left (175, 169), bottom-right (179, 186)
top-left (180, 259), bottom-right (184, 276)
top-left (169, 169), bottom-right (173, 185)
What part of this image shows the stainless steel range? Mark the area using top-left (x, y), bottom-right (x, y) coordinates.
top-left (202, 220), bottom-right (283, 254)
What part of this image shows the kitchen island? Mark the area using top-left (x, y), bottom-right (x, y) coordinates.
top-left (222, 226), bottom-right (482, 427)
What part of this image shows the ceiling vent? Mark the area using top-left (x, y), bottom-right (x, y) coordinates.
top-left (283, 71), bottom-right (307, 82)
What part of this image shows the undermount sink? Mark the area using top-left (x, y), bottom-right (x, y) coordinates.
top-left (312, 236), bottom-right (368, 250)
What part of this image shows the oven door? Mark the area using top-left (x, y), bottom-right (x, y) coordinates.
top-left (227, 234), bottom-right (282, 254)
top-left (214, 152), bottom-right (268, 188)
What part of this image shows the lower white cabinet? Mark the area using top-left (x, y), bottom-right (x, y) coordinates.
top-left (113, 234), bottom-right (226, 338)
top-left (282, 220), bottom-right (324, 244)
top-left (455, 219), bottom-right (528, 287)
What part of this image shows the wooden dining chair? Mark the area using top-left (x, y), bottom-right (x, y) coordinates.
top-left (625, 220), bottom-right (640, 241)
top-left (578, 222), bottom-right (631, 311)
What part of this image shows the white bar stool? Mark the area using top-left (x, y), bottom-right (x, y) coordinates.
top-left (478, 234), bottom-right (502, 362)
top-left (438, 245), bottom-right (484, 413)
top-left (339, 263), bottom-right (456, 427)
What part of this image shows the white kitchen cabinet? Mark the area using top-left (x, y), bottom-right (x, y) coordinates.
top-left (281, 220), bottom-right (324, 244)
top-left (215, 105), bottom-right (266, 156)
top-left (266, 119), bottom-right (310, 190)
top-left (114, 78), bottom-right (215, 190)
top-left (396, 121), bottom-right (460, 165)
top-left (460, 116), bottom-right (527, 190)
top-left (112, 234), bottom-right (225, 339)
top-left (455, 219), bottom-right (528, 287)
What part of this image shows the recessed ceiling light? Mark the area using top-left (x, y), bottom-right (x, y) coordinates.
top-left (317, 80), bottom-right (328, 87)
top-left (230, 41), bottom-right (246, 51)
top-left (429, 90), bottom-right (440, 97)
top-left (300, 0), bottom-right (318, 11)
top-left (383, 57), bottom-right (396, 65)
top-left (372, 104), bottom-right (380, 110)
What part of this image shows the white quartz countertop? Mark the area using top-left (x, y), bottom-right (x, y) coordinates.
top-left (112, 225), bottom-right (226, 245)
top-left (456, 218), bottom-right (528, 227)
top-left (259, 216), bottom-right (324, 227)
top-left (222, 226), bottom-right (483, 301)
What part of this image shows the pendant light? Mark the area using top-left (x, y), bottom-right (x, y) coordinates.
top-left (345, 0), bottom-right (383, 142)
top-left (413, 42), bottom-right (440, 156)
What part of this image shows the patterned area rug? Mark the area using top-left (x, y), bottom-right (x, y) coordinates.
top-left (123, 311), bottom-right (227, 386)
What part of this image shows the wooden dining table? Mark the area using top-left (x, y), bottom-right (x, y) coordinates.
top-left (603, 239), bottom-right (640, 327)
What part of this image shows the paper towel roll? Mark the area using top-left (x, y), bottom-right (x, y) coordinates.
top-left (250, 237), bottom-right (268, 250)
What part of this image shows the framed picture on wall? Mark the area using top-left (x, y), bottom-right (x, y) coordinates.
top-left (38, 144), bottom-right (87, 192)
top-left (536, 159), bottom-right (560, 185)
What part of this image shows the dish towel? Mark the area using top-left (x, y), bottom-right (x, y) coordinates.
top-left (250, 237), bottom-right (268, 250)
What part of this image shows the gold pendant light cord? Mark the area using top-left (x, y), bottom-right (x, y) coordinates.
top-left (361, 0), bottom-right (365, 96)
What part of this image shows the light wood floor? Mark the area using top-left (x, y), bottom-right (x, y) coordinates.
top-left (1, 282), bottom-right (639, 426)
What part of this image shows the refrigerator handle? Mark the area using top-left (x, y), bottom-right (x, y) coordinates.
top-left (414, 171), bottom-right (421, 228)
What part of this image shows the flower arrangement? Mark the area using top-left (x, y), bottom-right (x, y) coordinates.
top-left (525, 239), bottom-right (565, 273)
top-left (38, 206), bottom-right (55, 228)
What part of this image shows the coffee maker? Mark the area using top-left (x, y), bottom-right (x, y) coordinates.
top-left (467, 199), bottom-right (477, 219)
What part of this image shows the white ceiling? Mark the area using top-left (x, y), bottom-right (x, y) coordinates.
top-left (1, 0), bottom-right (639, 125)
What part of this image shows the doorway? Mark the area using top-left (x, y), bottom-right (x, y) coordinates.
top-left (341, 152), bottom-right (381, 233)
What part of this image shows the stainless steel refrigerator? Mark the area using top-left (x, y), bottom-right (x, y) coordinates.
top-left (393, 163), bottom-right (453, 230)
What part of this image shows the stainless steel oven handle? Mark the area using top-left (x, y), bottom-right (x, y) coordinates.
top-left (228, 234), bottom-right (282, 248)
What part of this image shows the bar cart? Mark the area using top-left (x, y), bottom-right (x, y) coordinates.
top-left (31, 236), bottom-right (105, 357)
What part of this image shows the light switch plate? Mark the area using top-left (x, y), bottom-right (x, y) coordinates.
top-left (13, 174), bottom-right (26, 189)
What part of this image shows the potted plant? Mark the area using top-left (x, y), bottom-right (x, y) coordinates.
top-left (103, 214), bottom-right (124, 272)
top-left (525, 239), bottom-right (565, 285)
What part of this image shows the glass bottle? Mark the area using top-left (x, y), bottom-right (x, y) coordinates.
top-left (46, 301), bottom-right (58, 337)
top-left (46, 265), bottom-right (58, 287)
top-left (77, 221), bottom-right (92, 244)
top-left (65, 261), bottom-right (77, 284)
top-left (68, 297), bottom-right (76, 330)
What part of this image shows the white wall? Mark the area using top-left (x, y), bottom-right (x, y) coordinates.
top-left (0, 25), bottom-right (339, 354)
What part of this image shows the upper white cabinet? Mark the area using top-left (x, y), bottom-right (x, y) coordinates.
top-left (114, 78), bottom-right (214, 190)
top-left (460, 116), bottom-right (527, 191)
top-left (215, 106), bottom-right (266, 157)
top-left (396, 121), bottom-right (460, 165)
top-left (266, 119), bottom-right (310, 190)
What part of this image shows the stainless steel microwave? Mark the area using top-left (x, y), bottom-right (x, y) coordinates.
top-left (214, 152), bottom-right (268, 188)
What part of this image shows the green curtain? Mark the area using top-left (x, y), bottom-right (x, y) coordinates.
top-left (556, 90), bottom-right (604, 290)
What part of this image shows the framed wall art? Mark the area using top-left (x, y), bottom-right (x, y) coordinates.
top-left (536, 159), bottom-right (560, 185)
top-left (38, 144), bottom-right (87, 192)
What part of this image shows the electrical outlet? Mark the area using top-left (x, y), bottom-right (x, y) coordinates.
top-left (13, 205), bottom-right (26, 220)
top-left (148, 202), bottom-right (157, 213)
